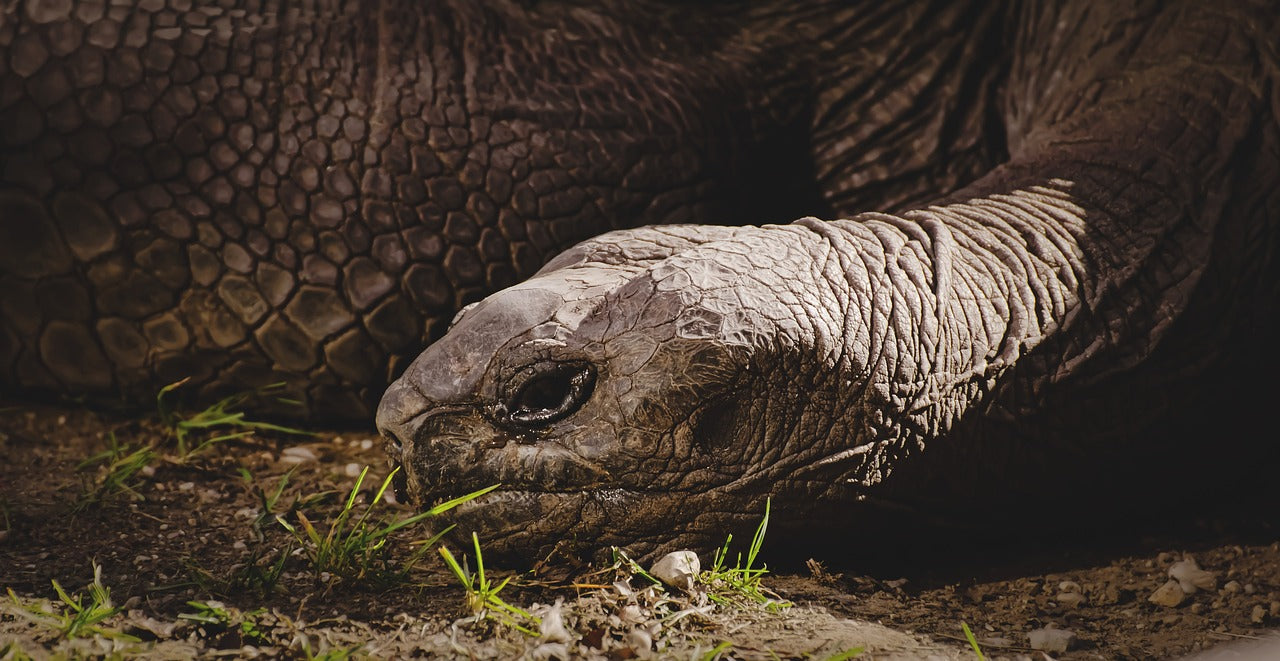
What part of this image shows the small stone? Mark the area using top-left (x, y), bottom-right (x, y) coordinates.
top-left (1251, 605), bottom-right (1266, 624)
top-left (1150, 580), bottom-right (1187, 608)
top-left (1057, 591), bottom-right (1087, 608)
top-left (344, 462), bottom-right (362, 478)
top-left (1270, 601), bottom-right (1280, 618)
top-left (1058, 580), bottom-right (1082, 593)
top-left (650, 551), bottom-right (700, 590)
top-left (1244, 583), bottom-right (1257, 595)
top-left (1028, 628), bottom-right (1079, 653)
top-left (529, 642), bottom-right (568, 661)
top-left (1223, 580), bottom-right (1242, 594)
top-left (617, 604), bottom-right (645, 625)
top-left (1191, 603), bottom-right (1205, 615)
top-left (1169, 556), bottom-right (1216, 594)
top-left (280, 446), bottom-right (317, 464)
top-left (625, 627), bottom-right (652, 652)
top-left (537, 599), bottom-right (571, 643)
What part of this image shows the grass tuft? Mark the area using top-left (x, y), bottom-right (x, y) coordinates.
top-left (75, 381), bottom-right (318, 511)
top-left (0, 641), bottom-right (34, 661)
top-left (157, 378), bottom-right (312, 459)
top-left (277, 466), bottom-right (496, 584)
top-left (75, 433), bottom-right (156, 509)
top-left (300, 641), bottom-right (363, 661)
top-left (438, 532), bottom-right (540, 636)
top-left (6, 562), bottom-right (139, 642)
top-left (179, 601), bottom-right (270, 644)
top-left (701, 498), bottom-right (790, 611)
top-left (186, 544), bottom-right (291, 598)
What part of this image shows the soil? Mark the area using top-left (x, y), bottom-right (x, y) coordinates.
top-left (2, 399), bottom-right (1278, 660)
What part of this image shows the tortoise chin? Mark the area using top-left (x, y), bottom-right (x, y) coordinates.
top-left (408, 486), bottom-right (663, 563)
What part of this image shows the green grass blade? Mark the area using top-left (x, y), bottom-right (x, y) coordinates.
top-left (438, 545), bottom-right (472, 589)
top-left (700, 641), bottom-right (734, 661)
top-left (746, 497), bottom-right (770, 570)
top-left (424, 484), bottom-right (501, 516)
top-left (961, 622), bottom-right (986, 661)
top-left (472, 533), bottom-right (486, 589)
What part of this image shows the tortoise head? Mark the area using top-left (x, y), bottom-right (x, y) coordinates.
top-left (375, 226), bottom-right (832, 562)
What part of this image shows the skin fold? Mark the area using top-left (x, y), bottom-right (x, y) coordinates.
top-left (1, 2), bottom-right (1277, 558)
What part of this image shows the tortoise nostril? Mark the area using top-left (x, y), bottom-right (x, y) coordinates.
top-left (506, 361), bottom-right (596, 428)
top-left (381, 431), bottom-right (404, 455)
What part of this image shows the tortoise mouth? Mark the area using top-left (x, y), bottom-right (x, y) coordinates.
top-left (412, 486), bottom-right (646, 562)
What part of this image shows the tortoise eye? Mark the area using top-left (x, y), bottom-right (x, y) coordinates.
top-left (505, 361), bottom-right (596, 428)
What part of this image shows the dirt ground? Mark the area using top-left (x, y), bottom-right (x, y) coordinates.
top-left (1, 398), bottom-right (1278, 660)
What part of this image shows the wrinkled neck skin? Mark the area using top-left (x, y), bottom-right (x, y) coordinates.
top-left (378, 1), bottom-right (1280, 562)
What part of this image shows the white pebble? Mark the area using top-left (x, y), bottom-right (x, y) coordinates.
top-left (625, 627), bottom-right (653, 652)
top-left (618, 604), bottom-right (645, 625)
top-left (537, 599), bottom-right (571, 643)
top-left (528, 642), bottom-right (569, 661)
top-left (1057, 592), bottom-right (1086, 608)
top-left (1150, 580), bottom-right (1187, 607)
top-left (280, 447), bottom-right (317, 464)
top-left (649, 551), bottom-right (700, 590)
top-left (1169, 556), bottom-right (1216, 594)
top-left (1028, 628), bottom-right (1079, 654)
top-left (344, 463), bottom-right (362, 478)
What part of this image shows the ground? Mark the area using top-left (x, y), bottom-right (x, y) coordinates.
top-left (1, 397), bottom-right (1278, 660)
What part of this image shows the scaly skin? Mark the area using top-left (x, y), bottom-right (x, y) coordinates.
top-left (378, 0), bottom-right (1280, 561)
top-left (6, 1), bottom-right (1011, 417)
